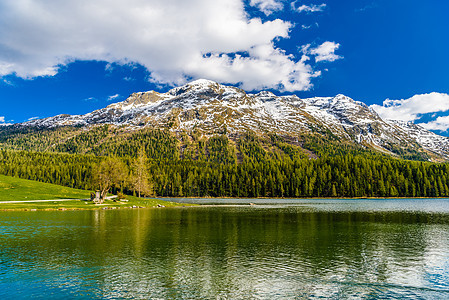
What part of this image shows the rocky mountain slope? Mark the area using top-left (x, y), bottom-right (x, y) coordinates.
top-left (21, 79), bottom-right (449, 160)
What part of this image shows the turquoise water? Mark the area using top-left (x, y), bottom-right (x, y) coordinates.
top-left (1, 199), bottom-right (449, 299)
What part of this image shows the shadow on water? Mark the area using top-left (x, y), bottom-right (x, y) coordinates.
top-left (0, 203), bottom-right (448, 299)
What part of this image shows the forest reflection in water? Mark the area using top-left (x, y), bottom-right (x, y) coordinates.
top-left (0, 202), bottom-right (448, 299)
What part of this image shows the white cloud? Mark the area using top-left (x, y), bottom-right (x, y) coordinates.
top-left (292, 2), bottom-right (327, 13)
top-left (420, 116), bottom-right (449, 132)
top-left (0, 0), bottom-right (337, 91)
top-left (303, 42), bottom-right (342, 63)
top-left (356, 3), bottom-right (377, 12)
top-left (249, 0), bottom-right (283, 15)
top-left (2, 78), bottom-right (14, 86)
top-left (104, 63), bottom-right (115, 73)
top-left (370, 93), bottom-right (449, 122)
top-left (0, 116), bottom-right (11, 125)
top-left (186, 44), bottom-right (322, 91)
top-left (107, 94), bottom-right (120, 101)
top-left (27, 116), bottom-right (39, 121)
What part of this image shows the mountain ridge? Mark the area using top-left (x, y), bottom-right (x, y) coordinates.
top-left (13, 79), bottom-right (449, 161)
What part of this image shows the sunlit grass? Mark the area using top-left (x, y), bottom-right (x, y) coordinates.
top-left (0, 174), bottom-right (189, 210)
top-left (0, 174), bottom-right (90, 201)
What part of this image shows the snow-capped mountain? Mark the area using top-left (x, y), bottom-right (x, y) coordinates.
top-left (23, 79), bottom-right (449, 159)
top-left (386, 120), bottom-right (449, 159)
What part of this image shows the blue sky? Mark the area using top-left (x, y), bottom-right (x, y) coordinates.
top-left (1, 0), bottom-right (449, 134)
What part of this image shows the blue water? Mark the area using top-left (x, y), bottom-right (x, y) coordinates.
top-left (0, 199), bottom-right (448, 299)
top-left (162, 197), bottom-right (449, 212)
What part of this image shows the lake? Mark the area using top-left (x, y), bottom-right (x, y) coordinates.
top-left (1, 199), bottom-right (448, 299)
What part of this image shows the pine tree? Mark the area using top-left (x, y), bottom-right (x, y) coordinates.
top-left (332, 184), bottom-right (337, 197)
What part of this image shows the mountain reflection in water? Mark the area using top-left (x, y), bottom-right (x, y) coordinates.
top-left (0, 200), bottom-right (448, 299)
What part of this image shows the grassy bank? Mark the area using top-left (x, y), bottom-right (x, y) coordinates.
top-left (0, 174), bottom-right (90, 201)
top-left (0, 174), bottom-right (188, 210)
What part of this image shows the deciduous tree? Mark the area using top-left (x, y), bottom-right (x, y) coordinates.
top-left (131, 148), bottom-right (153, 198)
top-left (93, 157), bottom-right (128, 203)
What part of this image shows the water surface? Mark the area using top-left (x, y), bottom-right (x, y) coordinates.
top-left (1, 199), bottom-right (448, 299)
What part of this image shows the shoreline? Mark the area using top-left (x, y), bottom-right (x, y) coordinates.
top-left (0, 197), bottom-right (195, 211)
top-left (2, 197), bottom-right (448, 212)
top-left (0, 203), bottom-right (194, 212)
top-left (154, 197), bottom-right (449, 200)
top-left (157, 196), bottom-right (449, 200)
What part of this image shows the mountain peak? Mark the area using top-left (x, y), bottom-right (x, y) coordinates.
top-left (167, 79), bottom-right (222, 97)
top-left (187, 79), bottom-right (218, 86)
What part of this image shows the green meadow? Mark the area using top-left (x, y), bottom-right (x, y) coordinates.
top-left (0, 174), bottom-right (185, 210)
top-left (0, 174), bottom-right (90, 201)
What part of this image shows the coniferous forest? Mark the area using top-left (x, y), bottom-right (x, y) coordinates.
top-left (0, 125), bottom-right (448, 198)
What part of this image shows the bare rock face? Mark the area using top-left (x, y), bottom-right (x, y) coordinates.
top-left (21, 79), bottom-right (449, 160)
top-left (122, 91), bottom-right (165, 106)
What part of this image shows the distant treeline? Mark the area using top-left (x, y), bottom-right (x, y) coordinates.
top-left (0, 127), bottom-right (448, 198)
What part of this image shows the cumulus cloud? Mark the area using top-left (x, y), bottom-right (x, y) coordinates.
top-left (292, 2), bottom-right (327, 13)
top-left (0, 0), bottom-right (337, 91)
top-left (186, 44), bottom-right (321, 91)
top-left (370, 93), bottom-right (449, 122)
top-left (420, 116), bottom-right (449, 132)
top-left (249, 0), bottom-right (283, 15)
top-left (302, 42), bottom-right (342, 63)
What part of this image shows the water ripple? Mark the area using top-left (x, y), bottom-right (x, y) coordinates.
top-left (0, 204), bottom-right (448, 299)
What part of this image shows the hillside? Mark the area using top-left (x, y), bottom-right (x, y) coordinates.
top-left (0, 174), bottom-right (90, 201)
top-left (1, 132), bottom-right (449, 199)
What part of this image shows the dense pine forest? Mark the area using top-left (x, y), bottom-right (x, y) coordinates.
top-left (0, 125), bottom-right (448, 198)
